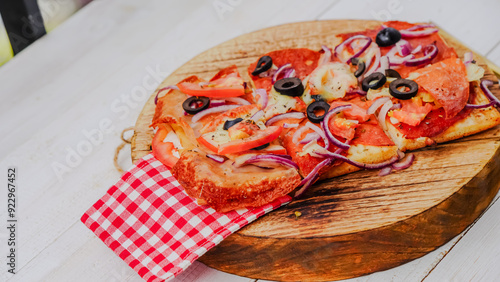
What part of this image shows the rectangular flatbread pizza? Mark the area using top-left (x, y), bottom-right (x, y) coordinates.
top-left (150, 21), bottom-right (500, 212)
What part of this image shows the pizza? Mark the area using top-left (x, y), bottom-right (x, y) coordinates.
top-left (150, 21), bottom-right (500, 212)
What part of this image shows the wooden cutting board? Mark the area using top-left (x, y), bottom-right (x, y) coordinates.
top-left (131, 20), bottom-right (500, 281)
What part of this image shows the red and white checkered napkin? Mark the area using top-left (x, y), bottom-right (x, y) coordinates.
top-left (81, 153), bottom-right (291, 282)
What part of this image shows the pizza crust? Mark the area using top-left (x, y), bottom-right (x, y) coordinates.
top-left (172, 150), bottom-right (301, 212)
top-left (319, 144), bottom-right (398, 180)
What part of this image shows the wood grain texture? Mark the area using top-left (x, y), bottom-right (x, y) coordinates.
top-left (131, 20), bottom-right (500, 281)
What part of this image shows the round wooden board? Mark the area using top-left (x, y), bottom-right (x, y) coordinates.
top-left (131, 20), bottom-right (500, 281)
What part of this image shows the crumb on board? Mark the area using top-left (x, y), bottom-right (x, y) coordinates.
top-left (294, 211), bottom-right (302, 219)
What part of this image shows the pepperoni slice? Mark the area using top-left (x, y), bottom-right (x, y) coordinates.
top-left (413, 58), bottom-right (469, 119)
top-left (248, 48), bottom-right (322, 92)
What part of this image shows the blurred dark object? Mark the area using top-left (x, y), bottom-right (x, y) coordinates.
top-left (0, 0), bottom-right (46, 55)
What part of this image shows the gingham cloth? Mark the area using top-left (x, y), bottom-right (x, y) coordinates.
top-left (81, 153), bottom-right (291, 282)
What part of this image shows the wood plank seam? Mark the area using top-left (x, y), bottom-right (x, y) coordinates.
top-left (313, 0), bottom-right (341, 20)
top-left (485, 39), bottom-right (500, 57)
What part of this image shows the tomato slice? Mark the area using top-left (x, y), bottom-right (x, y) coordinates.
top-left (200, 104), bottom-right (259, 134)
top-left (177, 65), bottom-right (245, 98)
top-left (198, 126), bottom-right (283, 155)
top-left (196, 135), bottom-right (219, 153)
top-left (152, 124), bottom-right (179, 168)
top-left (391, 97), bottom-right (433, 126)
top-left (328, 117), bottom-right (358, 140)
top-left (218, 126), bottom-right (282, 154)
top-left (247, 144), bottom-right (287, 155)
top-left (331, 97), bottom-right (372, 122)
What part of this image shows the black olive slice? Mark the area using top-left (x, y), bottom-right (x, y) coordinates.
top-left (361, 72), bottom-right (387, 92)
top-left (274, 77), bottom-right (304, 97)
top-left (351, 57), bottom-right (366, 78)
top-left (251, 143), bottom-right (270, 150)
top-left (182, 96), bottom-right (210, 114)
top-left (251, 56), bottom-right (273, 76)
top-left (385, 69), bottom-right (401, 79)
top-left (376, 27), bottom-right (402, 47)
top-left (223, 118), bottom-right (243, 130)
top-left (389, 79), bottom-right (419, 100)
top-left (307, 101), bottom-right (331, 123)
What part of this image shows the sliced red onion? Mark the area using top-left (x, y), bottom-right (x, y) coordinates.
top-left (320, 45), bottom-right (332, 65)
top-left (273, 153), bottom-right (292, 159)
top-left (283, 123), bottom-right (299, 128)
top-left (284, 68), bottom-right (296, 78)
top-left (378, 99), bottom-right (394, 130)
top-left (390, 103), bottom-right (402, 111)
top-left (411, 45), bottom-right (422, 54)
top-left (254, 88), bottom-right (268, 109)
top-left (392, 153), bottom-right (415, 170)
top-left (464, 102), bottom-right (494, 109)
top-left (243, 154), bottom-right (299, 169)
top-left (294, 158), bottom-right (332, 198)
top-left (272, 63), bottom-right (292, 83)
top-left (405, 43), bottom-right (438, 67)
top-left (251, 110), bottom-right (265, 122)
top-left (389, 117), bottom-right (400, 124)
top-left (463, 51), bottom-right (473, 65)
top-left (223, 97), bottom-right (251, 105)
top-left (376, 56), bottom-right (390, 73)
top-left (424, 44), bottom-right (435, 56)
top-left (299, 132), bottom-right (321, 144)
top-left (292, 125), bottom-right (309, 144)
top-left (321, 105), bottom-right (352, 151)
top-left (389, 54), bottom-right (415, 66)
top-left (364, 45), bottom-right (381, 77)
top-left (364, 51), bottom-right (374, 74)
top-left (407, 24), bottom-right (436, 31)
top-left (396, 39), bottom-right (412, 56)
top-left (385, 44), bottom-right (415, 66)
top-left (480, 80), bottom-right (500, 107)
top-left (206, 154), bottom-right (225, 163)
top-left (210, 99), bottom-right (226, 107)
top-left (397, 149), bottom-right (405, 159)
top-left (314, 148), bottom-right (399, 169)
top-left (258, 68), bottom-right (276, 78)
top-left (347, 89), bottom-right (367, 96)
top-left (367, 97), bottom-right (390, 115)
top-left (378, 166), bottom-right (392, 176)
top-left (400, 25), bottom-right (439, 38)
top-left (306, 122), bottom-right (331, 149)
top-left (334, 35), bottom-right (373, 64)
top-left (191, 105), bottom-right (240, 123)
top-left (266, 112), bottom-right (306, 126)
top-left (154, 85), bottom-right (179, 105)
top-left (386, 45), bottom-right (398, 58)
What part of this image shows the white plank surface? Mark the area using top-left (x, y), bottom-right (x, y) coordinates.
top-left (1, 0), bottom-right (500, 281)
top-left (423, 197), bottom-right (500, 281)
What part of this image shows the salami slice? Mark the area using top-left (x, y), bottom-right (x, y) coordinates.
top-left (414, 58), bottom-right (469, 119)
top-left (248, 48), bottom-right (321, 92)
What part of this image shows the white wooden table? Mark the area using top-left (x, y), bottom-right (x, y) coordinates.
top-left (2, 0), bottom-right (500, 281)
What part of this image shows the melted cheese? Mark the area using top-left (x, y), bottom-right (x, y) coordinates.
top-left (206, 129), bottom-right (232, 144)
top-left (305, 62), bottom-right (358, 103)
top-left (298, 140), bottom-right (325, 157)
top-left (466, 63), bottom-right (485, 82)
top-left (264, 88), bottom-right (298, 119)
top-left (367, 86), bottom-right (391, 100)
